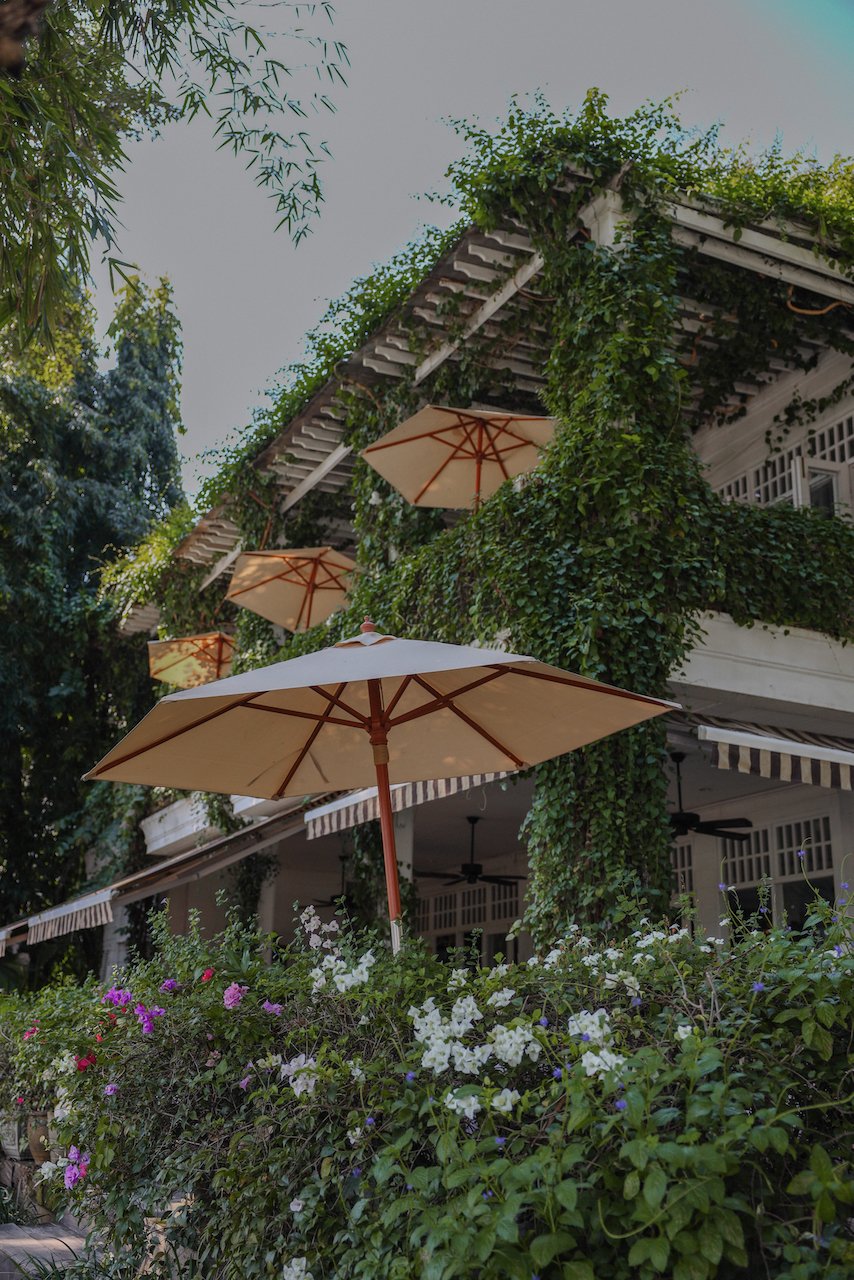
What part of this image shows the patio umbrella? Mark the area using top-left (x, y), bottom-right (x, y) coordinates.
top-left (147, 632), bottom-right (235, 689)
top-left (360, 406), bottom-right (556, 509)
top-left (225, 547), bottom-right (357, 632)
top-left (88, 620), bottom-right (677, 952)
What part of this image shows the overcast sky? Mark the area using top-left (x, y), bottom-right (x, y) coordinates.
top-left (89, 0), bottom-right (854, 497)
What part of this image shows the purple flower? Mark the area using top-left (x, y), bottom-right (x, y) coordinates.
top-left (552, 1067), bottom-right (562, 1080)
top-left (614, 1099), bottom-right (628, 1112)
top-left (101, 986), bottom-right (132, 1008)
top-left (759, 906), bottom-right (769, 915)
top-left (64, 1164), bottom-right (81, 1190)
top-left (134, 1003), bottom-right (166, 1035)
top-left (842, 882), bottom-right (850, 891)
top-left (494, 1136), bottom-right (506, 1146)
top-left (833, 944), bottom-right (843, 957)
top-left (262, 999), bottom-right (283, 1016)
top-left (365, 1116), bottom-right (375, 1127)
top-left (405, 1070), bottom-right (415, 1083)
top-left (538, 1016), bottom-right (549, 1027)
top-left (718, 882), bottom-right (728, 892)
top-left (797, 850), bottom-right (806, 861)
top-left (238, 1076), bottom-right (251, 1090)
top-left (406, 1183), bottom-right (413, 1191)
top-left (223, 983), bottom-right (248, 1010)
top-left (630, 996), bottom-right (642, 1008)
top-left (482, 1189), bottom-right (494, 1199)
top-left (752, 981), bottom-right (766, 993)
top-left (351, 1167), bottom-right (361, 1178)
top-left (160, 979), bottom-right (179, 993)
top-left (103, 1083), bottom-right (118, 1097)
top-left (581, 1033), bottom-right (591, 1043)
top-left (67, 1146), bottom-right (80, 1163)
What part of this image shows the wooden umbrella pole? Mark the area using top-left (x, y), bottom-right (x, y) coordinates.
top-left (367, 677), bottom-right (403, 954)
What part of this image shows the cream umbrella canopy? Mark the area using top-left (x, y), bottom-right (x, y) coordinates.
top-left (360, 406), bottom-right (556, 509)
top-left (88, 620), bottom-right (677, 952)
top-left (225, 547), bottom-right (357, 632)
top-left (147, 632), bottom-right (235, 689)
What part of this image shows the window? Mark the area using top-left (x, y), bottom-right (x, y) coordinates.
top-left (720, 813), bottom-right (834, 927)
top-left (671, 842), bottom-right (693, 894)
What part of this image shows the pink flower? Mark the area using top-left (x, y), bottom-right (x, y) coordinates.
top-left (238, 1076), bottom-right (251, 1090)
top-left (160, 979), bottom-right (179, 993)
top-left (103, 1083), bottom-right (118, 1096)
top-left (64, 1165), bottom-right (81, 1190)
top-left (22, 1025), bottom-right (38, 1041)
top-left (262, 1000), bottom-right (283, 1016)
top-left (223, 983), bottom-right (248, 1010)
top-left (201, 968), bottom-right (214, 983)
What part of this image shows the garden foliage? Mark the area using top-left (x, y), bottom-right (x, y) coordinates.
top-left (2, 896), bottom-right (853, 1279)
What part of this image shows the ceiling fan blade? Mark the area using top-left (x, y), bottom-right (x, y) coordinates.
top-left (414, 869), bottom-right (453, 879)
top-left (694, 819), bottom-right (752, 835)
top-left (699, 826), bottom-right (752, 843)
top-left (480, 875), bottom-right (527, 886)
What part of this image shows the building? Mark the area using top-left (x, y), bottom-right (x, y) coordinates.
top-left (5, 166), bottom-right (854, 971)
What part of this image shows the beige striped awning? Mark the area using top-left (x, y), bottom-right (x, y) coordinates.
top-left (305, 772), bottom-right (513, 840)
top-left (698, 723), bottom-right (854, 791)
top-left (27, 889), bottom-right (115, 945)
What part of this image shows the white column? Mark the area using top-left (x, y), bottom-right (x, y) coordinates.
top-left (394, 808), bottom-right (415, 881)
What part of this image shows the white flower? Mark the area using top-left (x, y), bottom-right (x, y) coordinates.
top-left (348, 1061), bottom-right (365, 1083)
top-left (447, 968), bottom-right (469, 990)
top-left (486, 987), bottom-right (515, 1009)
top-left (492, 962), bottom-right (510, 978)
top-left (622, 973), bottom-right (641, 997)
top-left (34, 1161), bottom-right (59, 1184)
top-left (449, 995), bottom-right (482, 1037)
top-left (346, 1127), bottom-right (362, 1146)
top-left (281, 1054), bottom-right (318, 1096)
top-left (308, 933), bottom-right (323, 950)
top-left (526, 955), bottom-right (540, 967)
top-left (451, 1041), bottom-right (493, 1074)
top-left (542, 948), bottom-right (563, 969)
top-left (580, 1047), bottom-right (625, 1078)
top-left (490, 1088), bottom-right (520, 1114)
top-left (421, 1039), bottom-right (452, 1074)
top-left (567, 1009), bottom-right (611, 1045)
top-left (282, 1258), bottom-right (313, 1280)
top-left (290, 1198), bottom-right (304, 1214)
top-left (490, 1022), bottom-right (541, 1067)
top-left (445, 1089), bottom-right (481, 1120)
top-left (674, 1024), bottom-right (697, 1042)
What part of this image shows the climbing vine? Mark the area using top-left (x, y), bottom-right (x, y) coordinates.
top-left (104, 93), bottom-right (854, 943)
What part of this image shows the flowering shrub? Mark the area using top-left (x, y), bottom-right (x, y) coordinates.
top-left (2, 900), bottom-right (853, 1279)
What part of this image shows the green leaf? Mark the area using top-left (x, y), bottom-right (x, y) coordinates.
top-left (562, 1263), bottom-right (595, 1280)
top-left (624, 1169), bottom-right (640, 1200)
top-left (809, 1144), bottom-right (834, 1183)
top-left (698, 1219), bottom-right (722, 1265)
top-left (555, 1180), bottom-right (578, 1211)
top-left (530, 1231), bottom-right (576, 1267)
top-left (643, 1165), bottom-right (667, 1210)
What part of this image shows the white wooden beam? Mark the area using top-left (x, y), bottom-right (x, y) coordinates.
top-left (281, 441), bottom-right (353, 512)
top-left (200, 544), bottom-right (243, 590)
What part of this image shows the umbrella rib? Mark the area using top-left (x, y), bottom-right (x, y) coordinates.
top-left (496, 664), bottom-right (668, 706)
top-left (242, 703), bottom-right (363, 729)
top-left (272, 682), bottom-right (350, 798)
top-left (309, 685), bottom-right (369, 726)
top-left (411, 673), bottom-right (525, 768)
top-left (89, 693), bottom-right (263, 776)
top-left (387, 668), bottom-right (508, 727)
top-left (382, 674), bottom-right (413, 720)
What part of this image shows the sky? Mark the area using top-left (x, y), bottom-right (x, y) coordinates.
top-left (89, 0), bottom-right (854, 498)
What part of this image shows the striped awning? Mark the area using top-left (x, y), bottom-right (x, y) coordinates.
top-left (27, 889), bottom-right (115, 945)
top-left (698, 724), bottom-right (854, 791)
top-left (305, 772), bottom-right (513, 840)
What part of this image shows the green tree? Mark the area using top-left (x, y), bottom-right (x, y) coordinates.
top-left (0, 280), bottom-right (184, 978)
top-left (0, 0), bottom-right (348, 337)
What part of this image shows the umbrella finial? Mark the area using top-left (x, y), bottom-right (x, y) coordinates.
top-left (360, 617), bottom-right (376, 633)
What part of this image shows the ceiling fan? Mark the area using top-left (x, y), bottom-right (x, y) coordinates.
top-left (669, 751), bottom-right (752, 843)
top-left (315, 853), bottom-right (356, 910)
top-left (415, 815), bottom-right (527, 887)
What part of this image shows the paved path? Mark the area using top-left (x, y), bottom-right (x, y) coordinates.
top-left (0, 1222), bottom-right (87, 1277)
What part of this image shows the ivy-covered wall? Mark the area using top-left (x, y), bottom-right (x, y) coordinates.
top-left (104, 95), bottom-right (854, 945)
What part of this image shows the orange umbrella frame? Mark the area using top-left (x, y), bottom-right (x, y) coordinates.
top-left (225, 547), bottom-right (357, 633)
top-left (361, 406), bottom-right (556, 509)
top-left (147, 632), bottom-right (235, 689)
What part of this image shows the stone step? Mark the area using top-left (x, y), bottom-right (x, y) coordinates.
top-left (0, 1222), bottom-right (87, 1277)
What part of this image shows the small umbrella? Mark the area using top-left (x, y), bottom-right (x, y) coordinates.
top-left (360, 405), bottom-right (556, 509)
top-left (147, 632), bottom-right (235, 689)
top-left (225, 547), bottom-right (357, 632)
top-left (89, 620), bottom-right (677, 953)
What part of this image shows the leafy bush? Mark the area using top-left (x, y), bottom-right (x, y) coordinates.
top-left (4, 897), bottom-right (854, 1279)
